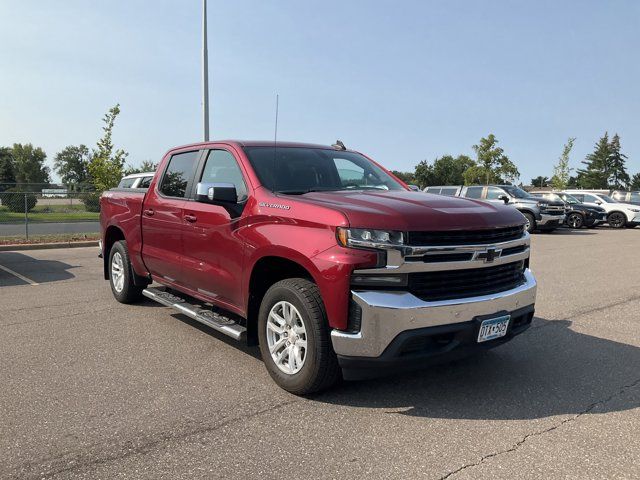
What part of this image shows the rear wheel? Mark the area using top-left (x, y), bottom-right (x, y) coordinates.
top-left (607, 212), bottom-right (627, 229)
top-left (523, 213), bottom-right (536, 233)
top-left (109, 240), bottom-right (143, 303)
top-left (566, 212), bottom-right (584, 229)
top-left (258, 278), bottom-right (341, 395)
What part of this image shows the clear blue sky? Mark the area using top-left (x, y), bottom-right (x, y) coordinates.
top-left (1, 0), bottom-right (639, 184)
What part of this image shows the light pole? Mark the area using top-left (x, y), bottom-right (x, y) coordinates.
top-left (202, 0), bottom-right (210, 141)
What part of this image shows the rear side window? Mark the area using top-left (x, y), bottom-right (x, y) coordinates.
top-left (200, 150), bottom-right (248, 201)
top-left (464, 186), bottom-right (483, 199)
top-left (160, 151), bottom-right (199, 198)
top-left (119, 178), bottom-right (135, 188)
top-left (571, 194), bottom-right (584, 202)
top-left (440, 187), bottom-right (458, 196)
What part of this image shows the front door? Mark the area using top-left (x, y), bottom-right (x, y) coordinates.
top-left (141, 149), bottom-right (200, 285)
top-left (181, 148), bottom-right (249, 313)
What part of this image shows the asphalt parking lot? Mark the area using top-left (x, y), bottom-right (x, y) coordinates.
top-left (1, 229), bottom-right (639, 479)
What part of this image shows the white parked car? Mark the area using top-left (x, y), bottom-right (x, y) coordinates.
top-left (117, 172), bottom-right (155, 190)
top-left (564, 190), bottom-right (640, 229)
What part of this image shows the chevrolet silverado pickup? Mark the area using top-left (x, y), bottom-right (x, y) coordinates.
top-left (100, 141), bottom-right (537, 394)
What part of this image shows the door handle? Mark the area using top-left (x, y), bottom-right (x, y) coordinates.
top-left (143, 209), bottom-right (155, 216)
top-left (184, 214), bottom-right (197, 223)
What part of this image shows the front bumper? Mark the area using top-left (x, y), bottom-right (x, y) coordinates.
top-left (538, 213), bottom-right (565, 228)
top-left (331, 268), bottom-right (537, 362)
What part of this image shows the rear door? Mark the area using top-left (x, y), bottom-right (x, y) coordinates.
top-left (181, 147), bottom-right (250, 312)
top-left (142, 149), bottom-right (200, 285)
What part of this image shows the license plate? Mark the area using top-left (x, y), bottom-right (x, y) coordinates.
top-left (477, 315), bottom-right (511, 343)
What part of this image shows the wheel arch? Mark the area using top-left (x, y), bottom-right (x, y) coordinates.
top-left (246, 255), bottom-right (319, 345)
top-left (103, 225), bottom-right (126, 280)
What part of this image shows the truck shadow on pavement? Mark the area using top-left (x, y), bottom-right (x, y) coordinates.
top-left (0, 251), bottom-right (77, 286)
top-left (314, 317), bottom-right (640, 420)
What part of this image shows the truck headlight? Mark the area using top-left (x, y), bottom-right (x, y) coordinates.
top-left (336, 227), bottom-right (404, 249)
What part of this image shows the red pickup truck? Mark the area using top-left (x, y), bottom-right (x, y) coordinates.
top-left (100, 140), bottom-right (537, 394)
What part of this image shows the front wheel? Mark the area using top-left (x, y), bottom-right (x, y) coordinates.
top-left (607, 212), bottom-right (627, 229)
top-left (523, 213), bottom-right (536, 233)
top-left (566, 212), bottom-right (584, 229)
top-left (258, 278), bottom-right (341, 395)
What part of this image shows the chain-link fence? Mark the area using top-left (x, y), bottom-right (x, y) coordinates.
top-left (0, 191), bottom-right (102, 240)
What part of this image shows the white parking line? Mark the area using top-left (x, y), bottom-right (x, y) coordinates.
top-left (0, 264), bottom-right (39, 286)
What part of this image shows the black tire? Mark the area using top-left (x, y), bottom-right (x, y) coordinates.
top-left (566, 212), bottom-right (584, 229)
top-left (108, 240), bottom-right (143, 303)
top-left (607, 212), bottom-right (627, 229)
top-left (523, 212), bottom-right (536, 233)
top-left (258, 278), bottom-right (341, 395)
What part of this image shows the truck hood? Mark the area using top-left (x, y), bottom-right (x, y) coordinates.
top-left (290, 190), bottom-right (525, 231)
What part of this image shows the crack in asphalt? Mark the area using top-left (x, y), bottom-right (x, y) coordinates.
top-left (10, 399), bottom-right (300, 479)
top-left (530, 294), bottom-right (640, 331)
top-left (438, 376), bottom-right (640, 479)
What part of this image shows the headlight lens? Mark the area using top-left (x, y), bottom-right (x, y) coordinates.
top-left (537, 202), bottom-right (549, 208)
top-left (337, 227), bottom-right (404, 249)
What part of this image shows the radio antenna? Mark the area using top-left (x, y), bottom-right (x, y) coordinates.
top-left (273, 94), bottom-right (279, 193)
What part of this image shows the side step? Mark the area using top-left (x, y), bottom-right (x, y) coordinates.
top-left (142, 287), bottom-right (246, 341)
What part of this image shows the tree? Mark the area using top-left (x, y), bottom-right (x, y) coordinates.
top-left (0, 147), bottom-right (16, 191)
top-left (551, 137), bottom-right (575, 190)
top-left (54, 145), bottom-right (92, 189)
top-left (12, 143), bottom-right (50, 191)
top-left (630, 173), bottom-right (640, 190)
top-left (88, 104), bottom-right (128, 191)
top-left (124, 160), bottom-right (158, 176)
top-left (413, 160), bottom-right (435, 188)
top-left (531, 176), bottom-right (550, 188)
top-left (608, 134), bottom-right (630, 189)
top-left (463, 134), bottom-right (519, 185)
top-left (577, 133), bottom-right (610, 189)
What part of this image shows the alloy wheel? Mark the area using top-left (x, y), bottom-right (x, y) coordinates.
top-left (111, 252), bottom-right (125, 293)
top-left (266, 301), bottom-right (308, 375)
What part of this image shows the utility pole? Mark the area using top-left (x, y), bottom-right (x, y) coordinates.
top-left (202, 0), bottom-right (210, 141)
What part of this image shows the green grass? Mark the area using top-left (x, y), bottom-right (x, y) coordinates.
top-left (0, 232), bottom-right (100, 245)
top-left (0, 207), bottom-right (99, 223)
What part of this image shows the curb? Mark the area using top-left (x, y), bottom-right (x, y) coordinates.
top-left (0, 240), bottom-right (99, 252)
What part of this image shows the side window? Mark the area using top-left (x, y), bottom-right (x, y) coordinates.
top-left (486, 187), bottom-right (506, 200)
top-left (119, 178), bottom-right (135, 188)
top-left (630, 193), bottom-right (640, 203)
top-left (583, 194), bottom-right (598, 203)
top-left (425, 187), bottom-right (440, 194)
top-left (464, 186), bottom-right (483, 199)
top-left (160, 151), bottom-right (199, 198)
top-left (572, 194), bottom-right (584, 202)
top-left (440, 187), bottom-right (458, 196)
top-left (200, 150), bottom-right (248, 201)
top-left (138, 176), bottom-right (152, 189)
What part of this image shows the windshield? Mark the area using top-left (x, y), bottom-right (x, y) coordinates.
top-left (559, 193), bottom-right (580, 204)
top-left (503, 186), bottom-right (533, 199)
top-left (598, 194), bottom-right (618, 203)
top-left (243, 147), bottom-right (405, 194)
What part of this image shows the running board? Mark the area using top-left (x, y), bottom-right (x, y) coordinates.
top-left (142, 287), bottom-right (246, 341)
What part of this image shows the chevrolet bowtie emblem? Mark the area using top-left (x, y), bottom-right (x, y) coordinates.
top-left (476, 247), bottom-right (502, 263)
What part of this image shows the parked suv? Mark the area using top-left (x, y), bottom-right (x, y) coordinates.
top-left (428, 185), bottom-right (565, 233)
top-left (611, 190), bottom-right (640, 206)
top-left (100, 141), bottom-right (537, 394)
top-left (530, 192), bottom-right (606, 229)
top-left (564, 190), bottom-right (640, 228)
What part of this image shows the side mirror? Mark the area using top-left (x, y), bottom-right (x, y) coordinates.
top-left (595, 200), bottom-right (602, 205)
top-left (407, 184), bottom-right (420, 191)
top-left (196, 182), bottom-right (237, 204)
top-left (498, 195), bottom-right (509, 204)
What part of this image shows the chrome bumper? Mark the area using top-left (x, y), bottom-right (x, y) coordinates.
top-left (331, 269), bottom-right (537, 358)
top-left (538, 213), bottom-right (565, 226)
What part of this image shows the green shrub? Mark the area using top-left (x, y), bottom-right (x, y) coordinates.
top-left (82, 192), bottom-right (102, 212)
top-left (1, 192), bottom-right (38, 213)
